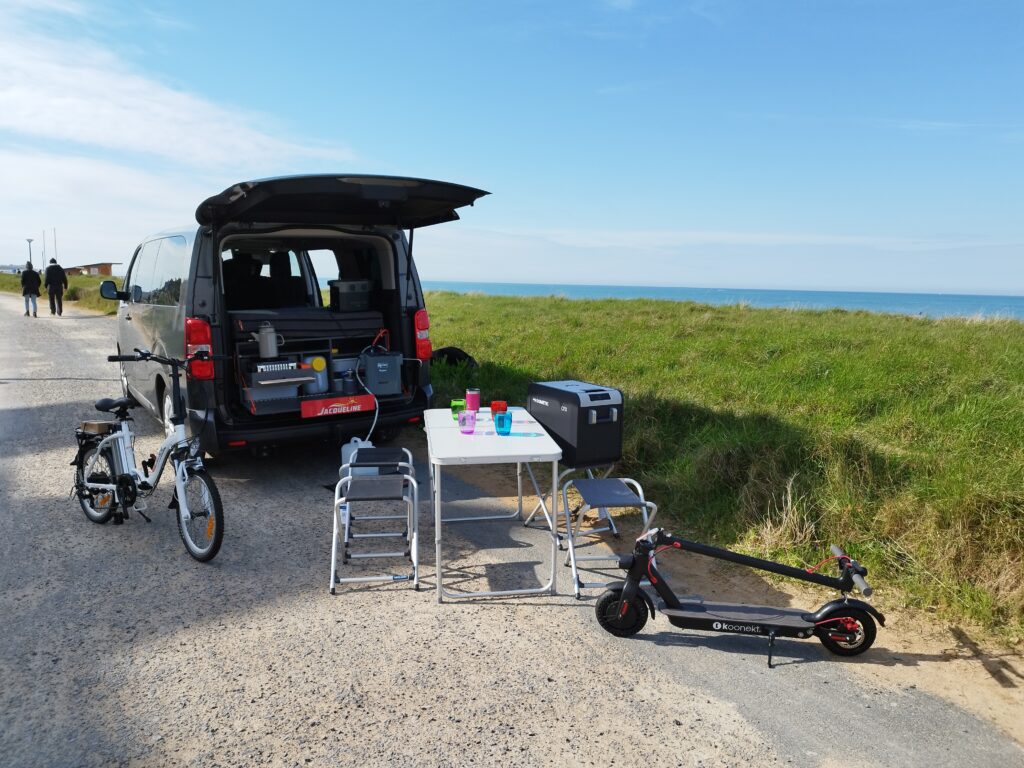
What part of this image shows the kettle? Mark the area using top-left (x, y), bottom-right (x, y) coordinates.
top-left (252, 322), bottom-right (285, 359)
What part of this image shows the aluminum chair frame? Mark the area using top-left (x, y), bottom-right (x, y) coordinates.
top-left (561, 476), bottom-right (658, 599)
top-left (330, 446), bottom-right (419, 592)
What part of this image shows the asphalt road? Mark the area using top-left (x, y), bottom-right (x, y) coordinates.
top-left (1, 292), bottom-right (1021, 767)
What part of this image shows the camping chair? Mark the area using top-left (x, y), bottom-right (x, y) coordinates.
top-left (330, 446), bottom-right (419, 592)
top-left (561, 476), bottom-right (657, 599)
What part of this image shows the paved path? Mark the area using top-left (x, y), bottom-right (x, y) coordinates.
top-left (0, 292), bottom-right (1020, 767)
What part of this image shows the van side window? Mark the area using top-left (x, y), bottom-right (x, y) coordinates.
top-left (149, 236), bottom-right (189, 306)
top-left (127, 240), bottom-right (161, 303)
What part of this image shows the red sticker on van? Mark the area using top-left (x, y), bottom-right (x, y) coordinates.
top-left (300, 395), bottom-right (376, 419)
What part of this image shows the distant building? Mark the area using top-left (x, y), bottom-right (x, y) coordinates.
top-left (66, 262), bottom-right (121, 277)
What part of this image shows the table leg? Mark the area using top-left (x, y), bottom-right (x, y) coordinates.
top-left (517, 462), bottom-right (523, 519)
top-left (550, 460), bottom-right (558, 596)
top-left (434, 462), bottom-right (443, 604)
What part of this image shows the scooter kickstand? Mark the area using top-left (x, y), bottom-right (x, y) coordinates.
top-left (767, 631), bottom-right (776, 669)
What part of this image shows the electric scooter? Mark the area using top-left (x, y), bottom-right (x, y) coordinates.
top-left (595, 528), bottom-right (885, 666)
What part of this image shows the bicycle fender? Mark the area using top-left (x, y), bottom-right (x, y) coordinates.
top-left (807, 598), bottom-right (886, 627)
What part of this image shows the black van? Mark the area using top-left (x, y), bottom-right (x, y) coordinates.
top-left (100, 174), bottom-right (488, 454)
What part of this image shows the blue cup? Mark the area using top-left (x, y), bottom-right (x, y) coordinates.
top-left (494, 411), bottom-right (512, 436)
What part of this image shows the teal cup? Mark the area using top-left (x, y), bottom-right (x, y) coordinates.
top-left (494, 411), bottom-right (512, 436)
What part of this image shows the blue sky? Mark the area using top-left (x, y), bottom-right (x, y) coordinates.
top-left (1, 0), bottom-right (1021, 293)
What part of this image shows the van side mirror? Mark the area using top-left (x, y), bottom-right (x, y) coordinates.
top-left (99, 280), bottom-right (125, 301)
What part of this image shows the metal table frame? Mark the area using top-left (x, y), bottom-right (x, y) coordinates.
top-left (424, 407), bottom-right (561, 602)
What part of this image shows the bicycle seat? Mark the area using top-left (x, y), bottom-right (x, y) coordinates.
top-left (95, 396), bottom-right (138, 414)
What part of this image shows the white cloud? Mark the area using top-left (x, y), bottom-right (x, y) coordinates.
top-left (0, 148), bottom-right (220, 266)
top-left (413, 225), bottom-right (1024, 294)
top-left (477, 226), bottom-right (1004, 253)
top-left (0, 0), bottom-right (356, 269)
top-left (0, 2), bottom-right (354, 169)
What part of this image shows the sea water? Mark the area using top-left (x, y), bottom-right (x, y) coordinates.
top-left (418, 281), bottom-right (1024, 320)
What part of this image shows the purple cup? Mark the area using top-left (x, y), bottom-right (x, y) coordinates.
top-left (458, 410), bottom-right (476, 434)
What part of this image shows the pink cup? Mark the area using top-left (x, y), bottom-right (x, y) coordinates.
top-left (465, 388), bottom-right (480, 411)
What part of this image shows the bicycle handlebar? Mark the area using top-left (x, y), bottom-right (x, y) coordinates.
top-left (830, 544), bottom-right (873, 597)
top-left (107, 349), bottom-right (224, 368)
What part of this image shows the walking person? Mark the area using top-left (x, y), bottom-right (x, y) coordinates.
top-left (20, 262), bottom-right (41, 317)
top-left (44, 258), bottom-right (68, 316)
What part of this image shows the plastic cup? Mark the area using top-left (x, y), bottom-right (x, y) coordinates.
top-left (490, 400), bottom-right (507, 414)
top-left (458, 410), bottom-right (476, 434)
top-left (450, 398), bottom-right (466, 420)
top-left (494, 411), bottom-right (512, 436)
top-left (465, 388), bottom-right (480, 411)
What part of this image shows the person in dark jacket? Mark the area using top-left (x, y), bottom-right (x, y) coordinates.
top-left (44, 258), bottom-right (68, 316)
top-left (20, 262), bottom-right (41, 317)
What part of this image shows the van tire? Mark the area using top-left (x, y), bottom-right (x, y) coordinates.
top-left (373, 425), bottom-right (402, 443)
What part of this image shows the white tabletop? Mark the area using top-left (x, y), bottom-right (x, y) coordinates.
top-left (424, 407), bottom-right (562, 466)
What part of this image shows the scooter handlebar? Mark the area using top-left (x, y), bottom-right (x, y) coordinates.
top-left (852, 573), bottom-right (873, 597)
top-left (830, 544), bottom-right (873, 596)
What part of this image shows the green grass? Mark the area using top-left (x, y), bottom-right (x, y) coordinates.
top-left (426, 291), bottom-right (1024, 639)
top-left (4, 274), bottom-right (1020, 635)
top-left (0, 273), bottom-right (118, 314)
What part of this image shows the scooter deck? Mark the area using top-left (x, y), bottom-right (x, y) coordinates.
top-left (660, 599), bottom-right (815, 636)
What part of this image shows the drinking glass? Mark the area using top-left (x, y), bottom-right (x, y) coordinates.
top-left (458, 410), bottom-right (476, 434)
top-left (450, 398), bottom-right (466, 420)
top-left (490, 400), bottom-right (508, 414)
top-left (465, 388), bottom-right (481, 411)
top-left (494, 411), bottom-right (512, 436)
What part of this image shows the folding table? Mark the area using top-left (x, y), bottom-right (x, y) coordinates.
top-left (423, 407), bottom-right (562, 602)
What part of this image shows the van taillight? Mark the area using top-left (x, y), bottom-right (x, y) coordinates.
top-left (185, 317), bottom-right (214, 380)
top-left (414, 309), bottom-right (432, 361)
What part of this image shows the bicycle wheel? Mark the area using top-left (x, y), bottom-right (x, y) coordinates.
top-left (176, 469), bottom-right (224, 562)
top-left (76, 446), bottom-right (115, 524)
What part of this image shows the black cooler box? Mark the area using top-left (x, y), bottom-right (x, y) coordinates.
top-left (527, 380), bottom-right (623, 469)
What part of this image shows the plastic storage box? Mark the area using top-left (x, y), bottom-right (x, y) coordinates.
top-left (527, 380), bottom-right (623, 468)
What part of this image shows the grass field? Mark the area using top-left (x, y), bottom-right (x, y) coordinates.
top-left (425, 291), bottom-right (1024, 639)
top-left (0, 272), bottom-right (116, 314)
top-left (4, 274), bottom-right (1021, 636)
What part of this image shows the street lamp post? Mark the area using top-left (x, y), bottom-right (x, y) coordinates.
top-left (26, 238), bottom-right (34, 267)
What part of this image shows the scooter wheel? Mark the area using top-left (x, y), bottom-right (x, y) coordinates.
top-left (815, 607), bottom-right (876, 656)
top-left (595, 588), bottom-right (649, 637)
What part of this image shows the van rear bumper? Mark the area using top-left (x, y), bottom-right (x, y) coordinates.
top-left (189, 392), bottom-right (428, 453)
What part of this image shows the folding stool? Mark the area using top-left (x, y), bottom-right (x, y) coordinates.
top-left (561, 476), bottom-right (657, 598)
top-left (330, 446), bottom-right (419, 593)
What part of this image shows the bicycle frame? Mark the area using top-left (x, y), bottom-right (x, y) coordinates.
top-left (81, 411), bottom-right (202, 520)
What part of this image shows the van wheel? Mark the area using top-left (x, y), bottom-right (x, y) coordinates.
top-left (162, 390), bottom-right (183, 437)
top-left (118, 350), bottom-right (129, 397)
top-left (373, 425), bottom-right (401, 443)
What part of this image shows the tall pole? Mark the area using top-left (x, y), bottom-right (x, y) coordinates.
top-left (42, 229), bottom-right (47, 261)
top-left (26, 238), bottom-right (33, 267)
top-left (53, 228), bottom-right (58, 260)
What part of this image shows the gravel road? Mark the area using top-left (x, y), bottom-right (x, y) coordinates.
top-left (1, 291), bottom-right (1021, 768)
